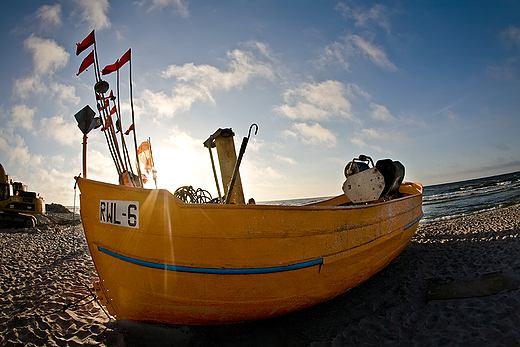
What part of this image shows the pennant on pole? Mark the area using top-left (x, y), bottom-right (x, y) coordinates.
top-left (124, 123), bottom-right (134, 135)
top-left (115, 118), bottom-right (122, 133)
top-left (118, 49), bottom-right (131, 68)
top-left (97, 98), bottom-right (109, 111)
top-left (96, 90), bottom-right (116, 101)
top-left (102, 49), bottom-right (131, 75)
top-left (76, 30), bottom-right (95, 56)
top-left (76, 50), bottom-right (94, 76)
top-left (109, 105), bottom-right (117, 116)
top-left (101, 115), bottom-right (113, 131)
top-left (102, 61), bottom-right (119, 75)
top-left (137, 140), bottom-right (153, 173)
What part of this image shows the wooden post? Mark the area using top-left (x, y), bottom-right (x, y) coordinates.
top-left (82, 134), bottom-right (88, 179)
top-left (214, 129), bottom-right (245, 204)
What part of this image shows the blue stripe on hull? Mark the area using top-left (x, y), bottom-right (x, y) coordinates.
top-left (404, 213), bottom-right (423, 230)
top-left (97, 246), bottom-right (323, 275)
top-left (97, 214), bottom-right (421, 275)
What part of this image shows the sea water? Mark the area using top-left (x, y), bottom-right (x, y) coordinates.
top-left (422, 171), bottom-right (520, 222)
top-left (264, 171), bottom-right (520, 223)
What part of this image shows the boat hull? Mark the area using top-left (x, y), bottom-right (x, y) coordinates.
top-left (78, 178), bottom-right (422, 325)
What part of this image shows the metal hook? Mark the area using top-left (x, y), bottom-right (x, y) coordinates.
top-left (247, 123), bottom-right (259, 139)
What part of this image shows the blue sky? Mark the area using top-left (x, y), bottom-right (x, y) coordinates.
top-left (0, 0), bottom-right (519, 204)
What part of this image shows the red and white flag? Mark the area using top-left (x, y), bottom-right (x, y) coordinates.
top-left (124, 123), bottom-right (134, 135)
top-left (101, 61), bottom-right (119, 75)
top-left (118, 49), bottom-right (131, 68)
top-left (101, 49), bottom-right (131, 75)
top-left (101, 115), bottom-right (113, 131)
top-left (77, 50), bottom-right (94, 76)
top-left (76, 30), bottom-right (95, 56)
top-left (96, 90), bottom-right (116, 101)
top-left (97, 98), bottom-right (109, 111)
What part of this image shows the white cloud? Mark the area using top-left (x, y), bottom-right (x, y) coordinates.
top-left (13, 75), bottom-right (44, 99)
top-left (349, 34), bottom-right (397, 71)
top-left (0, 129), bottom-right (83, 204)
top-left (241, 160), bottom-right (284, 199)
top-left (24, 35), bottom-right (69, 76)
top-left (444, 110), bottom-right (458, 121)
top-left (361, 128), bottom-right (394, 140)
top-left (319, 41), bottom-right (351, 70)
top-left (76, 0), bottom-right (111, 30)
top-left (0, 129), bottom-right (42, 167)
top-left (141, 42), bottom-right (275, 118)
top-left (275, 80), bottom-right (353, 121)
top-left (350, 136), bottom-right (384, 154)
top-left (10, 104), bottom-right (36, 131)
top-left (40, 115), bottom-right (78, 145)
top-left (14, 37), bottom-right (78, 103)
top-left (350, 127), bottom-right (399, 154)
top-left (370, 102), bottom-right (395, 122)
top-left (346, 83), bottom-right (371, 100)
top-left (318, 34), bottom-right (396, 71)
top-left (36, 4), bottom-right (62, 27)
top-left (335, 2), bottom-right (391, 33)
top-left (87, 148), bottom-right (118, 183)
top-left (148, 0), bottom-right (189, 17)
top-left (291, 122), bottom-right (336, 147)
top-left (50, 82), bottom-right (81, 106)
top-left (501, 26), bottom-right (520, 48)
top-left (488, 57), bottom-right (519, 80)
top-left (274, 154), bottom-right (296, 165)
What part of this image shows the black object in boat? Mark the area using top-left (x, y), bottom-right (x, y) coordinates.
top-left (376, 159), bottom-right (405, 198)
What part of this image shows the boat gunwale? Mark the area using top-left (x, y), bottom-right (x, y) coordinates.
top-left (77, 178), bottom-right (423, 212)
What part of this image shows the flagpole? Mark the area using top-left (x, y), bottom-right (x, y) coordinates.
top-left (116, 68), bottom-right (133, 174)
top-left (106, 107), bottom-right (126, 173)
top-left (129, 54), bottom-right (143, 187)
top-left (148, 137), bottom-right (157, 188)
top-left (101, 104), bottom-right (123, 176)
top-left (93, 33), bottom-right (101, 82)
top-left (93, 39), bottom-right (125, 175)
top-left (92, 55), bottom-right (122, 176)
top-left (93, 33), bottom-right (123, 173)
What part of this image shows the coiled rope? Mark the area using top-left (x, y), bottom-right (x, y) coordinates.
top-left (174, 186), bottom-right (216, 204)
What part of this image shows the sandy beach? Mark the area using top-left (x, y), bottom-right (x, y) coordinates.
top-left (1, 205), bottom-right (519, 346)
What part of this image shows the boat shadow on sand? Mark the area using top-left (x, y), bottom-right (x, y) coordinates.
top-left (103, 219), bottom-right (520, 346)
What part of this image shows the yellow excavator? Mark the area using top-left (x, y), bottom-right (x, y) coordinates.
top-left (0, 163), bottom-right (45, 228)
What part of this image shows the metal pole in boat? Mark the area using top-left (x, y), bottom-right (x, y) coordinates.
top-left (73, 105), bottom-right (97, 179)
top-left (82, 134), bottom-right (87, 178)
top-left (92, 43), bottom-right (122, 176)
top-left (225, 123), bottom-right (258, 204)
top-left (129, 54), bottom-right (143, 187)
top-left (116, 68), bottom-right (132, 174)
top-left (208, 146), bottom-right (222, 200)
top-left (148, 137), bottom-right (158, 189)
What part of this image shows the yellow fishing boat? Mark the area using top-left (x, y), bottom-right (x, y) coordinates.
top-left (77, 176), bottom-right (422, 325)
top-left (72, 31), bottom-right (423, 325)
